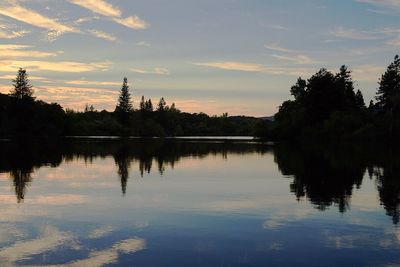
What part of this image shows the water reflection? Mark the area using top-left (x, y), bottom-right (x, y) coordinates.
top-left (274, 142), bottom-right (400, 224)
top-left (0, 139), bottom-right (271, 202)
top-left (1, 139), bottom-right (400, 266)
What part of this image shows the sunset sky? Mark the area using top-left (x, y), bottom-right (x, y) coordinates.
top-left (0, 0), bottom-right (399, 116)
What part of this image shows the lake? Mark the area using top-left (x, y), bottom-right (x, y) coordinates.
top-left (0, 139), bottom-right (399, 266)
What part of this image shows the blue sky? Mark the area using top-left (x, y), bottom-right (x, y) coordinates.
top-left (0, 0), bottom-right (399, 116)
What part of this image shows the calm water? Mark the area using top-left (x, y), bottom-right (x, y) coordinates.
top-left (0, 139), bottom-right (399, 266)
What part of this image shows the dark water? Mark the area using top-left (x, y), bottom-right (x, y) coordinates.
top-left (0, 139), bottom-right (399, 267)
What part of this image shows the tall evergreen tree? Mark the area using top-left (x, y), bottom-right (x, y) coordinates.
top-left (157, 97), bottom-right (166, 111)
top-left (140, 96), bottom-right (145, 111)
top-left (355, 90), bottom-right (366, 110)
top-left (376, 55), bottom-right (400, 113)
top-left (115, 77), bottom-right (133, 113)
top-left (10, 68), bottom-right (34, 99)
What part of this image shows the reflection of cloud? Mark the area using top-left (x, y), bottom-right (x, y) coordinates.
top-left (0, 194), bottom-right (87, 205)
top-left (0, 222), bottom-right (146, 267)
top-left (114, 238), bottom-right (146, 253)
top-left (88, 226), bottom-right (114, 239)
top-left (0, 225), bottom-right (74, 264)
top-left (27, 238), bottom-right (145, 267)
top-left (263, 209), bottom-right (315, 230)
top-left (0, 224), bottom-right (25, 244)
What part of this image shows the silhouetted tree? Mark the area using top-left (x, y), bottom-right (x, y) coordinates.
top-left (355, 90), bottom-right (366, 110)
top-left (140, 96), bottom-right (145, 111)
top-left (115, 77), bottom-right (132, 126)
top-left (116, 77), bottom-right (133, 113)
top-left (376, 55), bottom-right (400, 113)
top-left (145, 99), bottom-right (153, 112)
top-left (157, 97), bottom-right (167, 112)
top-left (10, 68), bottom-right (34, 99)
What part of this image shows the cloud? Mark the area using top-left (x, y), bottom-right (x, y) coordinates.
top-left (0, 44), bottom-right (60, 58)
top-left (68, 0), bottom-right (121, 17)
top-left (264, 44), bottom-right (298, 53)
top-left (356, 0), bottom-right (400, 9)
top-left (0, 225), bottom-right (74, 264)
top-left (135, 41), bottom-right (151, 47)
top-left (113, 16), bottom-right (149, 30)
top-left (64, 80), bottom-right (121, 86)
top-left (388, 38), bottom-right (400, 46)
top-left (0, 74), bottom-right (51, 83)
top-left (331, 27), bottom-right (383, 40)
top-left (88, 226), bottom-right (114, 239)
top-left (88, 29), bottom-right (117, 42)
top-left (0, 23), bottom-right (30, 39)
top-left (68, 0), bottom-right (149, 30)
top-left (193, 61), bottom-right (313, 76)
top-left (261, 23), bottom-right (289, 30)
top-left (0, 3), bottom-right (78, 40)
top-left (130, 67), bottom-right (170, 75)
top-left (270, 54), bottom-right (318, 64)
top-left (0, 60), bottom-right (111, 72)
top-left (352, 65), bottom-right (385, 82)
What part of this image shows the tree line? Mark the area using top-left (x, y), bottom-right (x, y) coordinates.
top-left (256, 55), bottom-right (400, 141)
top-left (0, 69), bottom-right (259, 137)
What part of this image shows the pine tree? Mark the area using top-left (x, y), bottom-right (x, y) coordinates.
top-left (140, 96), bottom-right (145, 111)
top-left (157, 97), bottom-right (166, 111)
top-left (145, 99), bottom-right (153, 112)
top-left (355, 90), bottom-right (365, 110)
top-left (10, 68), bottom-right (34, 99)
top-left (115, 77), bottom-right (133, 113)
top-left (376, 55), bottom-right (400, 113)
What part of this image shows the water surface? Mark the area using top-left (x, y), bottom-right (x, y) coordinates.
top-left (0, 139), bottom-right (399, 266)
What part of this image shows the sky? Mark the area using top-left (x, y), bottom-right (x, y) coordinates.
top-left (0, 0), bottom-right (399, 116)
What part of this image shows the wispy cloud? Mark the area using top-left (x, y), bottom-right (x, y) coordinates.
top-left (270, 54), bottom-right (318, 64)
top-left (0, 23), bottom-right (30, 39)
top-left (0, 74), bottom-right (51, 83)
top-left (88, 29), bottom-right (117, 42)
top-left (130, 67), bottom-right (170, 75)
top-left (68, 0), bottom-right (121, 17)
top-left (68, 0), bottom-right (149, 30)
top-left (135, 41), bottom-right (151, 47)
top-left (0, 44), bottom-right (60, 58)
top-left (113, 16), bottom-right (149, 30)
top-left (0, 3), bottom-right (78, 41)
top-left (356, 0), bottom-right (400, 9)
top-left (64, 79), bottom-right (121, 86)
top-left (0, 60), bottom-right (111, 72)
top-left (193, 61), bottom-right (313, 76)
top-left (264, 44), bottom-right (298, 53)
top-left (261, 23), bottom-right (289, 30)
top-left (331, 26), bottom-right (383, 40)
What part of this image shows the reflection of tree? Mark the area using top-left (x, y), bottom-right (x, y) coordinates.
top-left (0, 139), bottom-right (271, 203)
top-left (368, 147), bottom-right (400, 224)
top-left (0, 141), bottom-right (62, 203)
top-left (113, 146), bottom-right (133, 195)
top-left (274, 143), bottom-right (365, 213)
top-left (10, 169), bottom-right (32, 203)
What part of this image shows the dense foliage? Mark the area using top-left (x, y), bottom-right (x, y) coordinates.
top-left (0, 71), bottom-right (260, 138)
top-left (256, 55), bottom-right (400, 141)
